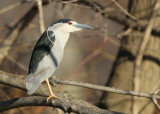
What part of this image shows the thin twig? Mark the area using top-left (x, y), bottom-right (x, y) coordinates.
top-left (0, 2), bottom-right (21, 15)
top-left (56, 0), bottom-right (160, 36)
top-left (0, 27), bottom-right (20, 63)
top-left (116, 28), bottom-right (132, 38)
top-left (0, 89), bottom-right (10, 100)
top-left (139, 77), bottom-right (160, 113)
top-left (110, 0), bottom-right (138, 21)
top-left (152, 89), bottom-right (160, 111)
top-left (49, 78), bottom-right (160, 100)
top-left (60, 0), bottom-right (79, 3)
top-left (36, 0), bottom-right (45, 33)
top-left (132, 2), bottom-right (160, 114)
top-left (0, 1), bottom-right (30, 15)
top-left (0, 1), bottom-right (37, 64)
top-left (6, 56), bottom-right (27, 72)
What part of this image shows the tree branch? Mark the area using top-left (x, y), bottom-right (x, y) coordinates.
top-left (50, 78), bottom-right (160, 100)
top-left (132, 2), bottom-right (160, 114)
top-left (110, 0), bottom-right (138, 21)
top-left (36, 0), bottom-right (45, 33)
top-left (0, 70), bottom-right (123, 114)
top-left (57, 0), bottom-right (160, 36)
top-left (0, 96), bottom-right (122, 114)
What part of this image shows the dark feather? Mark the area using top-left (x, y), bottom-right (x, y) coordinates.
top-left (51, 19), bottom-right (72, 26)
top-left (28, 30), bottom-right (55, 75)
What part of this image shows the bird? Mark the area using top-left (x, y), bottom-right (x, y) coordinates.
top-left (26, 19), bottom-right (93, 101)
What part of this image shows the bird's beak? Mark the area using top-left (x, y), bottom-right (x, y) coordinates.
top-left (73, 23), bottom-right (94, 29)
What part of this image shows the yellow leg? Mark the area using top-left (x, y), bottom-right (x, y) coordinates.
top-left (46, 78), bottom-right (59, 102)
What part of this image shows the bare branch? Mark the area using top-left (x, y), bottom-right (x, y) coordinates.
top-left (134, 1), bottom-right (160, 84)
top-left (36, 0), bottom-right (45, 33)
top-left (0, 70), bottom-right (123, 114)
top-left (132, 2), bottom-right (160, 114)
top-left (110, 0), bottom-right (138, 21)
top-left (0, 27), bottom-right (19, 63)
top-left (50, 78), bottom-right (160, 100)
top-left (152, 89), bottom-right (160, 111)
top-left (56, 0), bottom-right (160, 36)
top-left (6, 56), bottom-right (27, 72)
top-left (116, 28), bottom-right (132, 38)
top-left (0, 96), bottom-right (122, 114)
top-left (0, 1), bottom-right (30, 15)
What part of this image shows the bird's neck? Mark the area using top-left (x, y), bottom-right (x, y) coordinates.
top-left (54, 31), bottom-right (70, 48)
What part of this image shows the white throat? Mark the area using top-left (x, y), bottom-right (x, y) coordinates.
top-left (48, 25), bottom-right (70, 48)
top-left (48, 27), bottom-right (70, 65)
top-left (54, 30), bottom-right (70, 48)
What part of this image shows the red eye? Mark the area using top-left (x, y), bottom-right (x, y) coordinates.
top-left (68, 22), bottom-right (72, 25)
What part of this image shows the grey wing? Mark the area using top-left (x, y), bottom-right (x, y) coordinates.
top-left (28, 30), bottom-right (55, 75)
top-left (26, 30), bottom-right (55, 95)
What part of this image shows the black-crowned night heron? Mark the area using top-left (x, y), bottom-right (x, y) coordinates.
top-left (26, 19), bottom-right (93, 101)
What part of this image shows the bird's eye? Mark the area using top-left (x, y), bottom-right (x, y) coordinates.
top-left (68, 22), bottom-right (72, 25)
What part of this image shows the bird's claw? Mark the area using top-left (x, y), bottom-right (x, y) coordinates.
top-left (46, 95), bottom-right (60, 102)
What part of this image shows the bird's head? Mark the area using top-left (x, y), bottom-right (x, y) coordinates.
top-left (51, 19), bottom-right (93, 33)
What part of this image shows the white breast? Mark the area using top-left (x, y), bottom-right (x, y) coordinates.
top-left (32, 31), bottom-right (70, 83)
top-left (51, 31), bottom-right (70, 63)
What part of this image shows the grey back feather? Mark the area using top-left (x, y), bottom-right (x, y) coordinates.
top-left (28, 30), bottom-right (55, 75)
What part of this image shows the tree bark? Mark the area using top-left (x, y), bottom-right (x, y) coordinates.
top-left (106, 0), bottom-right (160, 114)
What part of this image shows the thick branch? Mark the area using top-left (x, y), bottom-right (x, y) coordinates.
top-left (0, 71), bottom-right (123, 114)
top-left (0, 96), bottom-right (121, 114)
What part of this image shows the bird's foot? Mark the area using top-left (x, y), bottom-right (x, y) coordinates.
top-left (46, 95), bottom-right (59, 102)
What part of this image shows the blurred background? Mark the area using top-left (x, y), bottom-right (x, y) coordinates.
top-left (0, 0), bottom-right (160, 114)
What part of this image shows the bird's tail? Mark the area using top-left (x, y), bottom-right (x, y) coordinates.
top-left (26, 75), bottom-right (41, 95)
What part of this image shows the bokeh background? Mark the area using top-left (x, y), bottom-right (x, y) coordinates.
top-left (0, 0), bottom-right (160, 114)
